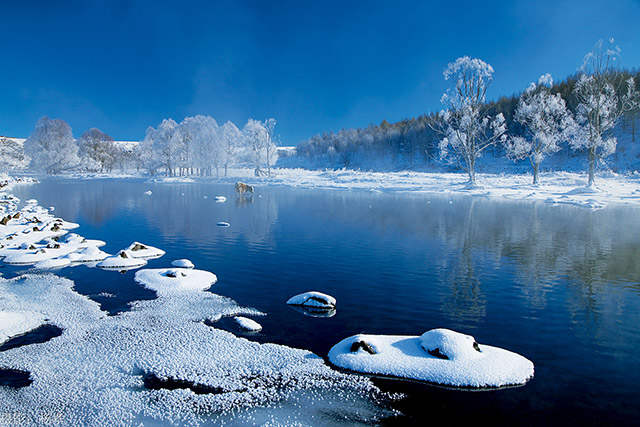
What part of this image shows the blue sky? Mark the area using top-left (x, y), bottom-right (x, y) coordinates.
top-left (1, 0), bottom-right (639, 144)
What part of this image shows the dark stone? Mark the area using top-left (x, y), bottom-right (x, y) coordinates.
top-left (131, 243), bottom-right (147, 251)
top-left (0, 369), bottom-right (32, 388)
top-left (350, 340), bottom-right (377, 355)
top-left (119, 251), bottom-right (128, 258)
top-left (473, 341), bottom-right (481, 352)
top-left (427, 347), bottom-right (449, 360)
top-left (12, 213), bottom-right (20, 219)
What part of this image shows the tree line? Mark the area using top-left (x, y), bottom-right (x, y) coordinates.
top-left (10, 115), bottom-right (279, 177)
top-left (295, 39), bottom-right (640, 185)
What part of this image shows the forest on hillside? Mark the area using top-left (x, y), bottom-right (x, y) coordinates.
top-left (290, 69), bottom-right (640, 173)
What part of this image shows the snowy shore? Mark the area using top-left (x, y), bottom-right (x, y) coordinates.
top-left (143, 168), bottom-right (640, 210)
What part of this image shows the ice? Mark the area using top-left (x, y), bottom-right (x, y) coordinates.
top-left (328, 329), bottom-right (534, 388)
top-left (171, 259), bottom-right (194, 268)
top-left (287, 291), bottom-right (336, 309)
top-left (123, 241), bottom-right (165, 259)
top-left (0, 310), bottom-right (45, 344)
top-left (234, 316), bottom-right (262, 332)
top-left (0, 272), bottom-right (387, 425)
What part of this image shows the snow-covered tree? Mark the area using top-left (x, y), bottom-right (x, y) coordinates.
top-left (571, 39), bottom-right (639, 186)
top-left (24, 116), bottom-right (79, 174)
top-left (77, 128), bottom-right (116, 173)
top-left (505, 74), bottom-right (575, 185)
top-left (143, 118), bottom-right (179, 176)
top-left (437, 57), bottom-right (507, 185)
top-left (0, 137), bottom-right (29, 173)
top-left (242, 118), bottom-right (278, 177)
top-left (220, 121), bottom-right (241, 177)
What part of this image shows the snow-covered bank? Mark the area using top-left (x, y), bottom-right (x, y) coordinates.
top-left (149, 168), bottom-right (640, 209)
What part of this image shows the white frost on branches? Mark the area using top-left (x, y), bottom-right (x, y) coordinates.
top-left (505, 75), bottom-right (575, 185)
top-left (438, 56), bottom-right (507, 185)
top-left (24, 117), bottom-right (80, 174)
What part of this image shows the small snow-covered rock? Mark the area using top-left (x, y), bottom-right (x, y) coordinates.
top-left (144, 190), bottom-right (152, 195)
top-left (171, 259), bottom-right (194, 269)
top-left (328, 328), bottom-right (534, 388)
top-left (286, 291), bottom-right (336, 309)
top-left (34, 257), bottom-right (72, 270)
top-left (215, 196), bottom-right (227, 202)
top-left (66, 246), bottom-right (110, 263)
top-left (123, 242), bottom-right (165, 259)
top-left (217, 222), bottom-right (230, 227)
top-left (234, 316), bottom-right (262, 332)
top-left (96, 250), bottom-right (148, 270)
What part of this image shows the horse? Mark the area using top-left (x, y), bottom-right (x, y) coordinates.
top-left (235, 182), bottom-right (254, 195)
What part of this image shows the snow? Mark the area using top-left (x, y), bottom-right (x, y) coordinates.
top-left (183, 167), bottom-right (640, 210)
top-left (122, 241), bottom-right (165, 259)
top-left (286, 291), bottom-right (336, 309)
top-left (328, 329), bottom-right (534, 388)
top-left (171, 258), bottom-right (195, 268)
top-left (96, 250), bottom-right (148, 269)
top-left (135, 268), bottom-right (217, 294)
top-left (234, 316), bottom-right (263, 332)
top-left (0, 310), bottom-right (46, 344)
top-left (0, 190), bottom-right (388, 425)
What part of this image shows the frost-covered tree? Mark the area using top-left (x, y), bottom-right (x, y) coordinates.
top-left (505, 74), bottom-right (575, 185)
top-left (438, 57), bottom-right (507, 185)
top-left (142, 119), bottom-right (179, 176)
top-left (571, 39), bottom-right (639, 186)
top-left (24, 116), bottom-right (79, 174)
top-left (0, 137), bottom-right (29, 173)
top-left (242, 118), bottom-right (278, 177)
top-left (220, 121), bottom-right (241, 177)
top-left (77, 128), bottom-right (116, 173)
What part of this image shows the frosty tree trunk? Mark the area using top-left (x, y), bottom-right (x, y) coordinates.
top-left (588, 147), bottom-right (596, 186)
top-left (533, 162), bottom-right (539, 185)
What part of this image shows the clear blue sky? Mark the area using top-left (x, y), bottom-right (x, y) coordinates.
top-left (1, 0), bottom-right (639, 144)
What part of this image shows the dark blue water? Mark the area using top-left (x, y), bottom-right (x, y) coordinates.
top-left (8, 178), bottom-right (640, 425)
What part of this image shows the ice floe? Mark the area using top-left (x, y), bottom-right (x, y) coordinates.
top-left (287, 291), bottom-right (336, 309)
top-left (234, 316), bottom-right (262, 332)
top-left (328, 328), bottom-right (534, 388)
top-left (171, 259), bottom-right (195, 268)
top-left (0, 272), bottom-right (387, 425)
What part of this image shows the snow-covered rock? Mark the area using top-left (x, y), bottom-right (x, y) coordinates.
top-left (96, 250), bottom-right (148, 270)
top-left (234, 316), bottom-right (262, 332)
top-left (328, 328), bottom-right (534, 388)
top-left (123, 242), bottom-right (165, 259)
top-left (286, 291), bottom-right (336, 309)
top-left (135, 268), bottom-right (217, 294)
top-left (216, 222), bottom-right (230, 227)
top-left (215, 196), bottom-right (227, 202)
top-left (171, 259), bottom-right (194, 269)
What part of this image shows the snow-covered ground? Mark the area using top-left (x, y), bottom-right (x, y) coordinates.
top-left (149, 168), bottom-right (640, 210)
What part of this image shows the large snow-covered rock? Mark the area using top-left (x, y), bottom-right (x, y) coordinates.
top-left (328, 328), bottom-right (534, 388)
top-left (171, 259), bottom-right (194, 269)
top-left (135, 268), bottom-right (217, 294)
top-left (286, 291), bottom-right (336, 309)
